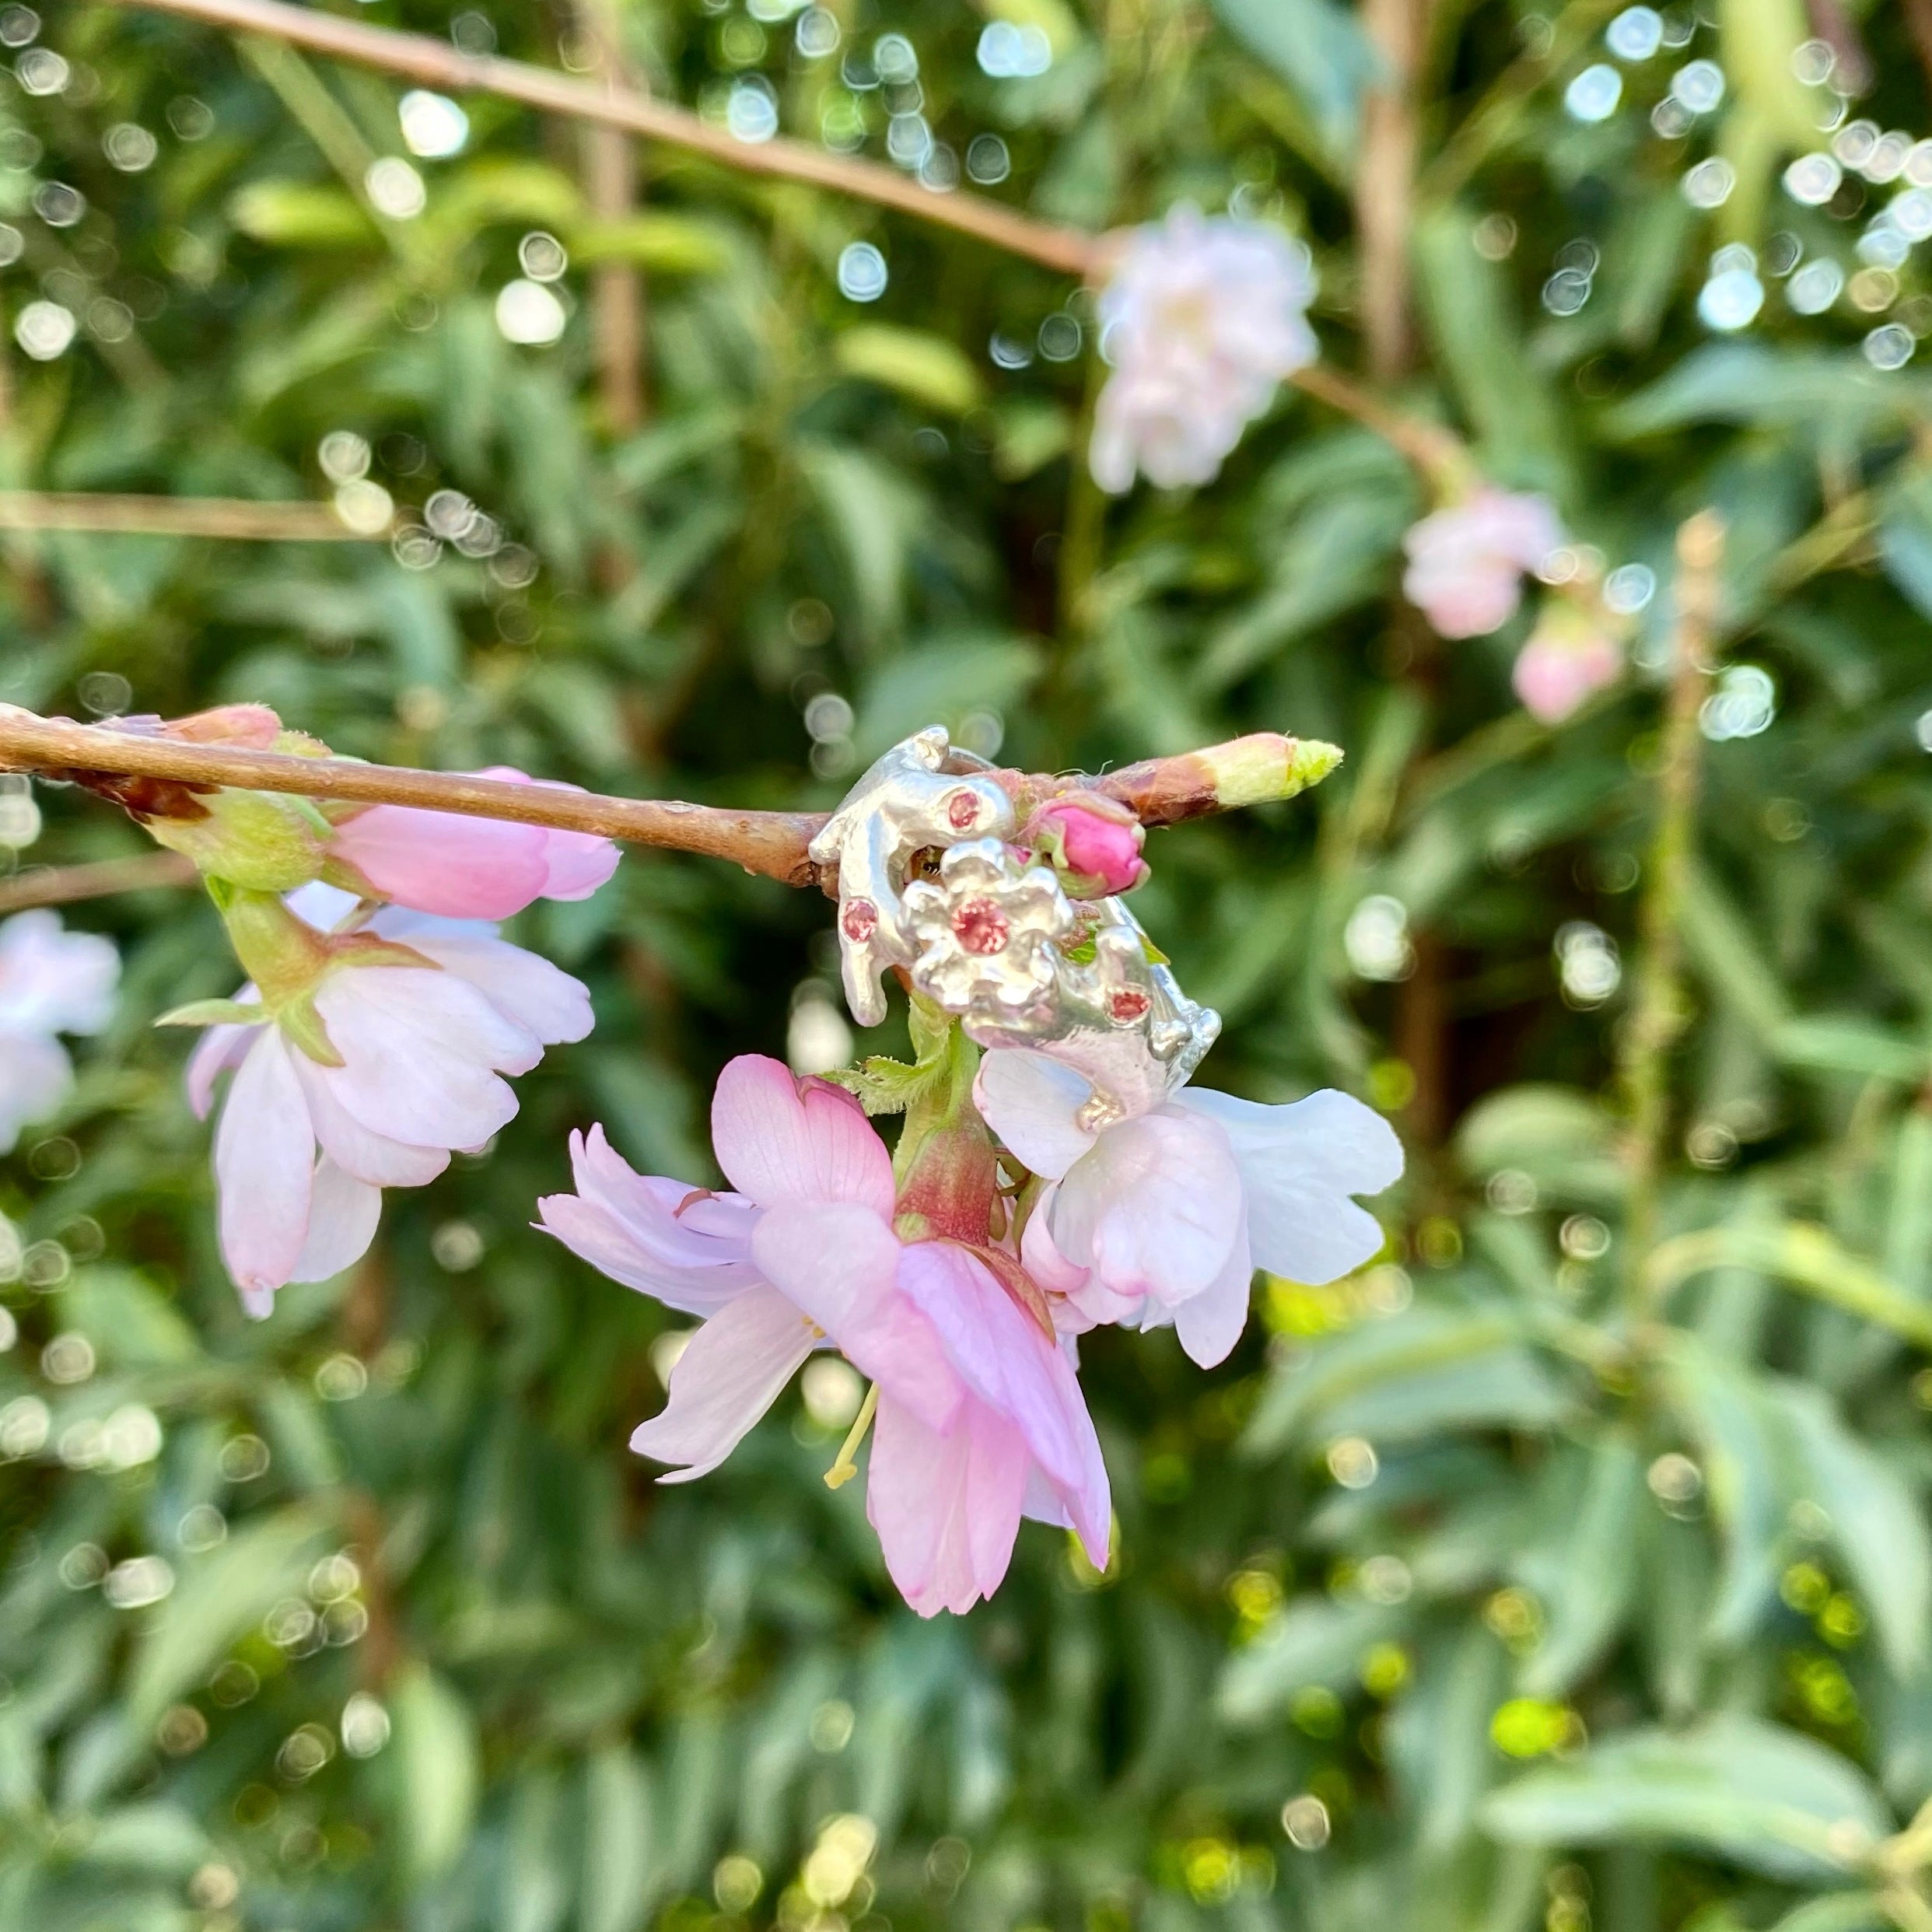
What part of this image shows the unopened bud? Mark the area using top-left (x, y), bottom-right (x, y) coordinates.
top-left (1024, 794), bottom-right (1149, 898)
top-left (145, 789), bottom-right (331, 892)
top-left (1194, 733), bottom-right (1343, 810)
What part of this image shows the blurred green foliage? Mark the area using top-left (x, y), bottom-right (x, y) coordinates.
top-left (6, 1), bottom-right (1932, 1930)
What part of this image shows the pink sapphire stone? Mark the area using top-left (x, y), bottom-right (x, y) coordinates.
top-left (944, 789), bottom-right (981, 831)
top-left (841, 898), bottom-right (879, 943)
top-left (1108, 987), bottom-right (1151, 1024)
top-left (952, 897), bottom-right (1010, 954)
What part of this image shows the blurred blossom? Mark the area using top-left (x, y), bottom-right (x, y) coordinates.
top-left (1783, 153), bottom-right (1842, 206)
top-left (1605, 6), bottom-right (1662, 59)
top-left (977, 21), bottom-right (1052, 79)
top-left (1864, 322), bottom-right (1916, 369)
top-left (1090, 206), bottom-right (1317, 492)
top-left (1402, 487), bottom-right (1563, 637)
top-left (1669, 59), bottom-right (1725, 112)
top-left (0, 912), bottom-right (118, 1153)
top-left (836, 240), bottom-right (888, 301)
top-left (103, 122), bottom-right (157, 171)
top-left (1682, 157), bottom-right (1736, 208)
top-left (727, 76), bottom-right (779, 144)
top-left (364, 157), bottom-right (426, 219)
top-left (1699, 664), bottom-right (1776, 740)
top-left (1563, 64), bottom-right (1622, 123)
top-left (1787, 258), bottom-right (1844, 313)
top-left (1344, 894), bottom-right (1414, 982)
top-left (787, 989), bottom-right (853, 1076)
top-left (496, 278), bottom-right (566, 345)
top-left (1555, 922), bottom-right (1621, 1006)
top-left (1513, 605), bottom-right (1622, 723)
top-left (398, 89), bottom-right (468, 157)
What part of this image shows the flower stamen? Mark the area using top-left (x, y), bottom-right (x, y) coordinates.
top-left (823, 1382), bottom-right (879, 1491)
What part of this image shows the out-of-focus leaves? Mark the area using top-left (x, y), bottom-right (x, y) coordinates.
top-left (1454, 1086), bottom-right (1623, 1206)
top-left (1518, 1437), bottom-right (1643, 1697)
top-left (389, 1663), bottom-right (482, 1891)
top-left (1481, 1717), bottom-right (1893, 1881)
top-left (854, 635), bottom-right (1042, 758)
top-left (1206, 0), bottom-right (1379, 159)
top-left (581, 1745), bottom-right (656, 1932)
top-left (1216, 1598), bottom-right (1404, 1724)
top-left (834, 326), bottom-right (985, 416)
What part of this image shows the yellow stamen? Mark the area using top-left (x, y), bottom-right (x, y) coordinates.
top-left (824, 1383), bottom-right (880, 1490)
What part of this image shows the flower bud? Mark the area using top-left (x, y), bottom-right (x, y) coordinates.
top-left (145, 789), bottom-right (331, 892)
top-left (1024, 795), bottom-right (1149, 898)
top-left (1512, 603), bottom-right (1623, 724)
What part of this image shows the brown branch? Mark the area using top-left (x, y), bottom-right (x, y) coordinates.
top-left (576, 0), bottom-right (646, 432)
top-left (0, 709), bottom-right (1338, 894)
top-left (102, 0), bottom-right (1102, 278)
top-left (1356, 0), bottom-right (1426, 382)
top-left (0, 493), bottom-right (380, 541)
top-left (0, 850), bottom-right (198, 914)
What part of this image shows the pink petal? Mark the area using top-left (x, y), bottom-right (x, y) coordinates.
top-left (628, 1283), bottom-right (818, 1481)
top-left (329, 804), bottom-right (551, 922)
top-left (895, 1241), bottom-right (1111, 1563)
top-left (537, 1125), bottom-right (764, 1317)
top-left (215, 1029), bottom-right (316, 1306)
top-left (1049, 1109), bottom-right (1244, 1307)
top-left (973, 1049), bottom-right (1097, 1181)
top-left (0, 1031), bottom-right (73, 1155)
top-left (292, 1056), bottom-right (449, 1188)
top-left (289, 1157), bottom-right (383, 1283)
top-left (711, 1055), bottom-right (894, 1214)
top-left (1171, 1087), bottom-right (1401, 1284)
top-left (368, 921), bottom-right (593, 1047)
top-left (751, 1202), bottom-right (963, 1433)
top-left (1170, 1216), bottom-right (1255, 1368)
top-left (187, 1015), bottom-right (259, 1121)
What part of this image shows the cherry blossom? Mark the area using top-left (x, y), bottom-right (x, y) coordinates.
top-left (188, 885), bottom-right (591, 1314)
top-left (975, 1050), bottom-right (1402, 1368)
top-left (1401, 488), bottom-right (1564, 638)
top-left (327, 768), bottom-right (618, 920)
top-left (537, 1055), bottom-right (1111, 1616)
top-left (1091, 205), bottom-right (1318, 494)
top-left (0, 911), bottom-right (119, 1153)
top-left (1512, 606), bottom-right (1625, 723)
top-left (1025, 796), bottom-right (1150, 897)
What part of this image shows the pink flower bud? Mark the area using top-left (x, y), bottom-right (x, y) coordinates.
top-left (327, 767), bottom-right (618, 920)
top-left (1026, 798), bottom-right (1149, 897)
top-left (1402, 488), bottom-right (1565, 639)
top-left (1512, 608), bottom-right (1623, 723)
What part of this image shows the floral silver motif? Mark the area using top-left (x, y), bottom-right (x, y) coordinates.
top-left (820, 728), bottom-right (1221, 1121)
top-left (808, 727), bottom-right (1017, 1027)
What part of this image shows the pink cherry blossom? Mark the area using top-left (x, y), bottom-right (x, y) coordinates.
top-left (1512, 611), bottom-right (1624, 723)
top-left (976, 1050), bottom-right (1402, 1368)
top-left (0, 911), bottom-right (118, 1154)
top-left (190, 885), bottom-right (591, 1314)
top-left (327, 767), bottom-right (618, 920)
top-left (537, 1055), bottom-right (1111, 1616)
top-left (1401, 488), bottom-right (1565, 639)
top-left (1091, 205), bottom-right (1318, 494)
top-left (1028, 799), bottom-right (1149, 896)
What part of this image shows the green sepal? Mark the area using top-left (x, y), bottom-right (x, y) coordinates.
top-left (154, 999), bottom-right (266, 1030)
top-left (824, 991), bottom-right (954, 1116)
top-left (277, 994), bottom-right (345, 1069)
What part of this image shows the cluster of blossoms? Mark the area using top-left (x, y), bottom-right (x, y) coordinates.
top-left (1401, 486), bottom-right (1627, 723)
top-left (0, 909), bottom-right (120, 1153)
top-left (1090, 205), bottom-right (1318, 494)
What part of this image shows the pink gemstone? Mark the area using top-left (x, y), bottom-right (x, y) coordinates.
top-left (952, 896), bottom-right (1010, 955)
top-left (1108, 987), bottom-right (1151, 1025)
top-left (841, 898), bottom-right (879, 943)
top-left (945, 789), bottom-right (981, 831)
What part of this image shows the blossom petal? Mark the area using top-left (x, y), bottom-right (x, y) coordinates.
top-left (215, 1029), bottom-right (315, 1307)
top-left (711, 1055), bottom-right (894, 1214)
top-left (752, 1203), bottom-right (962, 1433)
top-left (0, 1031), bottom-right (72, 1155)
top-left (187, 1013), bottom-right (259, 1121)
top-left (537, 1126), bottom-right (763, 1316)
top-left (628, 1283), bottom-right (817, 1482)
top-left (894, 1241), bottom-right (1111, 1564)
top-left (289, 1158), bottom-right (383, 1283)
top-left (329, 800), bottom-right (551, 921)
top-left (972, 1049), bottom-right (1097, 1181)
top-left (372, 922), bottom-right (593, 1046)
top-left (1171, 1087), bottom-right (1402, 1284)
top-left (1049, 1109), bottom-right (1243, 1306)
top-left (1170, 1216), bottom-right (1255, 1368)
top-left (292, 1056), bottom-right (449, 1187)
top-left (0, 910), bottom-right (120, 1037)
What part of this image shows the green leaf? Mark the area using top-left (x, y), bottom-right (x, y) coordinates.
top-left (852, 633), bottom-right (1042, 761)
top-left (389, 1663), bottom-right (481, 1890)
top-left (581, 1745), bottom-right (656, 1932)
top-left (1481, 1716), bottom-right (1892, 1881)
top-left (1216, 1598), bottom-right (1405, 1725)
top-left (1454, 1085), bottom-right (1624, 1207)
top-left (835, 325), bottom-right (985, 416)
top-left (1520, 1437), bottom-right (1644, 1698)
top-left (229, 180), bottom-right (375, 248)
top-left (1206, 0), bottom-right (1378, 159)
top-left (572, 213), bottom-right (731, 275)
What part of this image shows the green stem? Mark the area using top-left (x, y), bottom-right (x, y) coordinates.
top-left (1620, 511), bottom-right (1724, 1318)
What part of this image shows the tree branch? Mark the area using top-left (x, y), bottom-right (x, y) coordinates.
top-left (0, 493), bottom-right (380, 540)
top-left (102, 0), bottom-right (1103, 278)
top-left (0, 708), bottom-right (1339, 895)
top-left (0, 851), bottom-right (198, 915)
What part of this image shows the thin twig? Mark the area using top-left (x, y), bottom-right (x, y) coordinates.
top-left (1290, 364), bottom-right (1463, 481)
top-left (1620, 510), bottom-right (1724, 1316)
top-left (0, 851), bottom-right (198, 914)
top-left (0, 494), bottom-right (377, 541)
top-left (104, 0), bottom-right (1103, 278)
top-left (0, 709), bottom-right (1335, 893)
